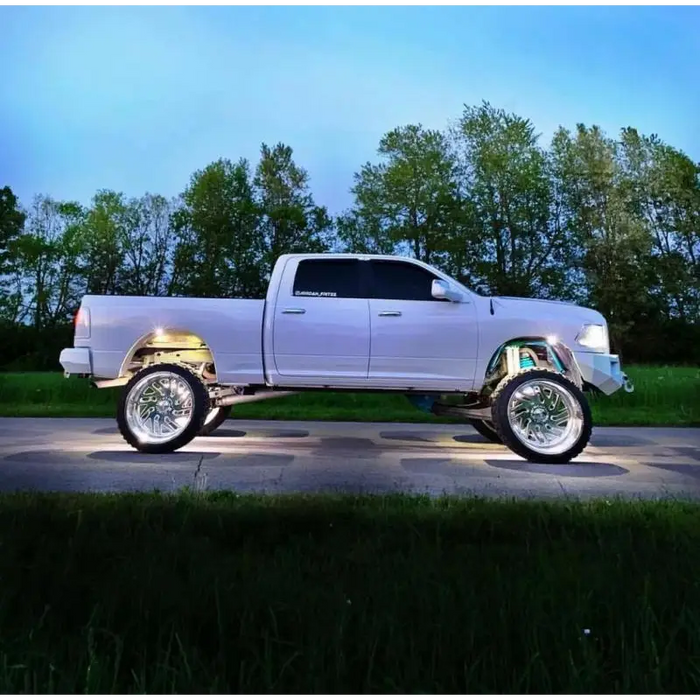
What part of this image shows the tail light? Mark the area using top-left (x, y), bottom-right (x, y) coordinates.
top-left (74, 306), bottom-right (91, 339)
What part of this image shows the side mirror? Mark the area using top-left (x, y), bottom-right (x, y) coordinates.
top-left (431, 279), bottom-right (463, 302)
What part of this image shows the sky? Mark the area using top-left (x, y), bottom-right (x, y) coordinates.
top-left (1, 5), bottom-right (699, 215)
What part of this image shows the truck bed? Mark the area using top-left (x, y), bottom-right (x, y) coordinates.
top-left (74, 295), bottom-right (267, 385)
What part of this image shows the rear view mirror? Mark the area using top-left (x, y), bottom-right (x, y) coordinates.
top-left (431, 279), bottom-right (463, 302)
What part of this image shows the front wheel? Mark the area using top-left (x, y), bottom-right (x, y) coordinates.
top-left (117, 363), bottom-right (209, 454)
top-left (490, 369), bottom-right (592, 464)
top-left (198, 405), bottom-right (232, 436)
top-left (469, 419), bottom-right (502, 444)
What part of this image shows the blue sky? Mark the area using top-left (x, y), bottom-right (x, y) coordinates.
top-left (1, 5), bottom-right (698, 215)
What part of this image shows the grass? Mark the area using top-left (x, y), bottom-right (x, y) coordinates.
top-left (0, 491), bottom-right (699, 692)
top-left (0, 365), bottom-right (698, 426)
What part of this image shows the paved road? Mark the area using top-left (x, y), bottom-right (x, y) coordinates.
top-left (0, 417), bottom-right (699, 500)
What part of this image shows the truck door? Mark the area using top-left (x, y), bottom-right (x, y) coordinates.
top-left (367, 259), bottom-right (478, 391)
top-left (271, 257), bottom-right (371, 381)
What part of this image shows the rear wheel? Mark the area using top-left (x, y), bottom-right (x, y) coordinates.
top-left (117, 363), bottom-right (209, 454)
top-left (198, 405), bottom-right (232, 436)
top-left (490, 369), bottom-right (592, 463)
top-left (469, 419), bottom-right (502, 444)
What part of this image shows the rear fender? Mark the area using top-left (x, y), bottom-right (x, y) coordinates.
top-left (118, 328), bottom-right (217, 379)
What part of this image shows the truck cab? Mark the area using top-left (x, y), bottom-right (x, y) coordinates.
top-left (264, 254), bottom-right (479, 391)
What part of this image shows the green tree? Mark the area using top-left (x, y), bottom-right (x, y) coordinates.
top-left (119, 193), bottom-right (177, 297)
top-left (80, 190), bottom-right (129, 295)
top-left (0, 186), bottom-right (25, 270)
top-left (14, 196), bottom-right (86, 328)
top-left (341, 125), bottom-right (468, 274)
top-left (549, 124), bottom-right (655, 349)
top-left (451, 103), bottom-right (569, 298)
top-left (617, 128), bottom-right (700, 322)
top-left (0, 186), bottom-right (27, 320)
top-left (254, 143), bottom-right (332, 282)
top-left (172, 158), bottom-right (263, 298)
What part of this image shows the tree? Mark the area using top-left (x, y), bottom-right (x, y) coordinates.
top-left (172, 158), bottom-right (263, 298)
top-left (254, 143), bottom-right (332, 282)
top-left (451, 102), bottom-right (570, 298)
top-left (80, 190), bottom-right (129, 296)
top-left (617, 128), bottom-right (700, 323)
top-left (549, 124), bottom-right (656, 350)
top-left (0, 186), bottom-right (26, 320)
top-left (341, 125), bottom-right (468, 275)
top-left (119, 194), bottom-right (177, 297)
top-left (13, 195), bottom-right (86, 328)
top-left (335, 208), bottom-right (398, 256)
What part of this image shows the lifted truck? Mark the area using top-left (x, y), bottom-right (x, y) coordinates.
top-left (59, 253), bottom-right (634, 463)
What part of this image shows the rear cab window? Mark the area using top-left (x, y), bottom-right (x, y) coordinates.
top-left (292, 259), bottom-right (363, 299)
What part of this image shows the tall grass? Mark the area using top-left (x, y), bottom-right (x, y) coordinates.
top-left (0, 492), bottom-right (699, 692)
top-left (0, 365), bottom-right (697, 425)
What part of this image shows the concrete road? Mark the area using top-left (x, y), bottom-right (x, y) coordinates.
top-left (0, 417), bottom-right (699, 500)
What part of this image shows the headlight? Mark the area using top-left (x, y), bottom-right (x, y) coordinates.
top-left (576, 324), bottom-right (609, 352)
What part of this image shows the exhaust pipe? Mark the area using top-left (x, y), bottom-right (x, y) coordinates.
top-left (215, 391), bottom-right (298, 407)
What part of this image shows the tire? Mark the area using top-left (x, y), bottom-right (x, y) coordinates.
top-left (198, 405), bottom-right (232, 436)
top-left (490, 368), bottom-right (592, 464)
top-left (117, 363), bottom-right (210, 454)
top-left (469, 419), bottom-right (503, 444)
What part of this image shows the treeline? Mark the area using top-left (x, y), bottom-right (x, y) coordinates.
top-left (0, 102), bottom-right (699, 369)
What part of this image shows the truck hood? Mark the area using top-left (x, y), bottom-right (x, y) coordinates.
top-left (494, 295), bottom-right (575, 307)
top-left (491, 295), bottom-right (605, 324)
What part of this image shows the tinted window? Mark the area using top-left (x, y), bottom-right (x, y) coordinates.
top-left (370, 261), bottom-right (440, 301)
top-left (293, 259), bottom-right (361, 299)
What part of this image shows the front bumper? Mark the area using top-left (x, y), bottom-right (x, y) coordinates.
top-left (574, 352), bottom-right (634, 395)
top-left (59, 347), bottom-right (92, 376)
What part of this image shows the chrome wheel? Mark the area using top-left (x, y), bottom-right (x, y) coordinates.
top-left (204, 407), bottom-right (219, 426)
top-left (506, 378), bottom-right (584, 456)
top-left (469, 418), bottom-right (502, 444)
top-left (198, 404), bottom-right (232, 437)
top-left (125, 371), bottom-right (195, 445)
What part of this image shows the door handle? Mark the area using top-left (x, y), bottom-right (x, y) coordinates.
top-left (378, 311), bottom-right (402, 317)
top-left (282, 308), bottom-right (306, 314)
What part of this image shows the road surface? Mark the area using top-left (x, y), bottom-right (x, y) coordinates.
top-left (0, 417), bottom-right (699, 500)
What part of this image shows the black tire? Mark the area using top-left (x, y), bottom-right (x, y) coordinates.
top-left (490, 369), bottom-right (592, 464)
top-left (117, 363), bottom-right (210, 454)
top-left (469, 419), bottom-right (503, 444)
top-left (198, 405), bottom-right (232, 436)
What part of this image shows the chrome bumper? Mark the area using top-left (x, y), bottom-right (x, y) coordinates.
top-left (574, 352), bottom-right (634, 395)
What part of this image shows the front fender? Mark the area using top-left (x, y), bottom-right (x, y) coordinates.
top-left (484, 338), bottom-right (583, 389)
top-left (550, 341), bottom-right (584, 389)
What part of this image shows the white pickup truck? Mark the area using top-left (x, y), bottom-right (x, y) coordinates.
top-left (59, 253), bottom-right (633, 463)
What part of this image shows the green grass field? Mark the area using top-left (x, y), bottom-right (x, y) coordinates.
top-left (0, 365), bottom-right (698, 425)
top-left (0, 491), bottom-right (699, 693)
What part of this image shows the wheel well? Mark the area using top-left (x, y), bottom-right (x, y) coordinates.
top-left (482, 337), bottom-right (567, 395)
top-left (120, 329), bottom-right (217, 381)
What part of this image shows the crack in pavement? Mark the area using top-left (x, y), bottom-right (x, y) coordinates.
top-left (192, 455), bottom-right (207, 493)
